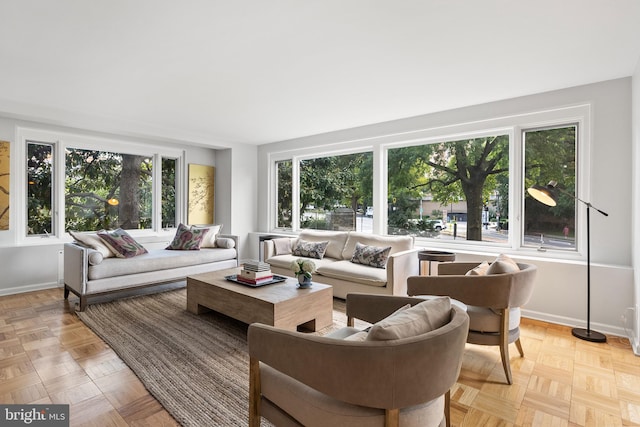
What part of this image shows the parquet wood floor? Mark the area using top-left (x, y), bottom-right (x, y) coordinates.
top-left (1, 288), bottom-right (639, 426)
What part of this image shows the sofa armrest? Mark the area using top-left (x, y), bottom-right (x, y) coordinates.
top-left (64, 242), bottom-right (89, 295)
top-left (385, 248), bottom-right (419, 296)
top-left (407, 274), bottom-right (512, 308)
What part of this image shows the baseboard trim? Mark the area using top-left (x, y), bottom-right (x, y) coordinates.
top-left (0, 282), bottom-right (62, 297)
top-left (522, 308), bottom-right (627, 338)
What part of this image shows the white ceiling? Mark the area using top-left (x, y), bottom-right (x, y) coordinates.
top-left (1, 1), bottom-right (640, 147)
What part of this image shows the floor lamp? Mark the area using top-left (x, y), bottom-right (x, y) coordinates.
top-left (527, 180), bottom-right (608, 343)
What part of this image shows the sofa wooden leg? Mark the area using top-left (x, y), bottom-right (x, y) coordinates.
top-left (78, 296), bottom-right (87, 312)
top-left (500, 309), bottom-right (513, 385)
top-left (445, 389), bottom-right (451, 427)
top-left (64, 286), bottom-right (70, 299)
top-left (384, 408), bottom-right (399, 427)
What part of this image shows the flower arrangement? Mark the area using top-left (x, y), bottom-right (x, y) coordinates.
top-left (290, 258), bottom-right (316, 279)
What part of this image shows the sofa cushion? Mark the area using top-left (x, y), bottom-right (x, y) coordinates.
top-left (166, 223), bottom-right (208, 250)
top-left (97, 228), bottom-right (148, 258)
top-left (292, 239), bottom-right (329, 259)
top-left (88, 247), bottom-right (237, 280)
top-left (486, 254), bottom-right (520, 274)
top-left (272, 237), bottom-right (293, 255)
top-left (195, 224), bottom-right (223, 248)
top-left (266, 254), bottom-right (338, 272)
top-left (316, 260), bottom-right (387, 287)
top-left (342, 232), bottom-right (413, 260)
top-left (350, 242), bottom-right (391, 269)
top-left (297, 230), bottom-right (349, 260)
top-left (69, 230), bottom-right (115, 258)
top-left (366, 297), bottom-right (451, 341)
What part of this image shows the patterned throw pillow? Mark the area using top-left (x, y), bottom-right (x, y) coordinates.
top-left (350, 242), bottom-right (392, 268)
top-left (292, 239), bottom-right (329, 259)
top-left (166, 223), bottom-right (209, 250)
top-left (97, 228), bottom-right (148, 258)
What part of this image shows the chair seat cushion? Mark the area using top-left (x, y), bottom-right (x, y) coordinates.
top-left (260, 364), bottom-right (445, 427)
top-left (467, 306), bottom-right (520, 333)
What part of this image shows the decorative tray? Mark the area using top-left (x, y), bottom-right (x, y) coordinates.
top-left (224, 274), bottom-right (288, 287)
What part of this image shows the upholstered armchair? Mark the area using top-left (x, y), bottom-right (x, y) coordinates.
top-left (407, 257), bottom-right (537, 385)
top-left (248, 294), bottom-right (469, 427)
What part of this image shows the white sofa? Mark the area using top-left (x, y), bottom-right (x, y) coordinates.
top-left (64, 235), bottom-right (238, 311)
top-left (264, 230), bottom-right (418, 299)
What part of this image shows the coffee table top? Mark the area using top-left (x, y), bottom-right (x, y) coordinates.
top-left (188, 267), bottom-right (332, 303)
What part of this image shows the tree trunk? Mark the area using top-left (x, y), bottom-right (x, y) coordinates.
top-left (118, 155), bottom-right (143, 229)
top-left (461, 180), bottom-right (485, 241)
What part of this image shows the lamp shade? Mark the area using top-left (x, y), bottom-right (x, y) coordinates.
top-left (527, 183), bottom-right (557, 207)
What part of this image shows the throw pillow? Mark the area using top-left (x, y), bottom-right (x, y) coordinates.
top-left (366, 297), bottom-right (452, 341)
top-left (486, 253), bottom-right (520, 274)
top-left (465, 261), bottom-right (490, 276)
top-left (292, 239), bottom-right (329, 259)
top-left (350, 242), bottom-right (392, 269)
top-left (197, 224), bottom-right (223, 248)
top-left (68, 230), bottom-right (115, 258)
top-left (272, 238), bottom-right (293, 255)
top-left (166, 223), bottom-right (209, 250)
top-left (97, 228), bottom-right (148, 258)
top-left (215, 237), bottom-right (236, 249)
top-left (87, 249), bottom-right (104, 266)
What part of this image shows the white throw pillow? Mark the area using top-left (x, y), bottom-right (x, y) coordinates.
top-left (69, 230), bottom-right (115, 258)
top-left (196, 224), bottom-right (223, 248)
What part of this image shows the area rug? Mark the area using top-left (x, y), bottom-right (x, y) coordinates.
top-left (76, 288), bottom-right (350, 426)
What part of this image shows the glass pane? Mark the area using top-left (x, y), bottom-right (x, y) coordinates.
top-left (162, 157), bottom-right (177, 228)
top-left (27, 142), bottom-right (54, 235)
top-left (300, 152), bottom-right (373, 232)
top-left (276, 160), bottom-right (292, 229)
top-left (524, 125), bottom-right (577, 250)
top-left (387, 135), bottom-right (509, 242)
top-left (65, 148), bottom-right (153, 231)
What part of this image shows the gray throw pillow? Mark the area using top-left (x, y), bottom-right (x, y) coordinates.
top-left (350, 242), bottom-right (392, 269)
top-left (292, 239), bottom-right (329, 259)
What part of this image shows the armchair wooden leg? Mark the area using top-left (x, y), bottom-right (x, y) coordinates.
top-left (499, 309), bottom-right (513, 385)
top-left (249, 357), bottom-right (261, 427)
top-left (445, 389), bottom-right (451, 427)
top-left (384, 408), bottom-right (399, 427)
top-left (515, 337), bottom-right (524, 357)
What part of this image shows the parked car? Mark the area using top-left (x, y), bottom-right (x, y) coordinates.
top-left (365, 207), bottom-right (374, 217)
top-left (428, 219), bottom-right (445, 230)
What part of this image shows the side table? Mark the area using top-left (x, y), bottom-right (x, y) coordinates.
top-left (417, 250), bottom-right (456, 275)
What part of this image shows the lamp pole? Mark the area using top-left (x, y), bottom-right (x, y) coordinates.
top-left (555, 188), bottom-right (608, 343)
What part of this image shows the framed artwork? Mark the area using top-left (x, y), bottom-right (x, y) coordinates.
top-left (188, 164), bottom-right (215, 225)
top-left (0, 141), bottom-right (9, 230)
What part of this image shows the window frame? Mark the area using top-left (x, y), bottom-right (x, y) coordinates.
top-left (16, 127), bottom-right (185, 244)
top-left (267, 104), bottom-right (591, 260)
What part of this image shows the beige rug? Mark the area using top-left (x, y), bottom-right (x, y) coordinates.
top-left (76, 288), bottom-right (349, 426)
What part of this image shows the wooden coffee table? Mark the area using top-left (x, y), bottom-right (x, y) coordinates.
top-left (186, 268), bottom-right (333, 331)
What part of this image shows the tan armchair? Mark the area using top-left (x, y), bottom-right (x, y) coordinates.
top-left (407, 260), bottom-right (537, 385)
top-left (248, 294), bottom-right (469, 427)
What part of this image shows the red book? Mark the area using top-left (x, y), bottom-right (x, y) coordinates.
top-left (236, 275), bottom-right (274, 285)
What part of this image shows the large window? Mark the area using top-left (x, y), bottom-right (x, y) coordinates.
top-left (387, 135), bottom-right (509, 242)
top-left (22, 129), bottom-right (182, 239)
top-left (523, 125), bottom-right (577, 250)
top-left (275, 152), bottom-right (373, 232)
top-left (270, 106), bottom-right (585, 257)
top-left (27, 142), bottom-right (54, 235)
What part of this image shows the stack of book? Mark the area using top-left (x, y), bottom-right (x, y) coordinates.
top-left (237, 260), bottom-right (273, 285)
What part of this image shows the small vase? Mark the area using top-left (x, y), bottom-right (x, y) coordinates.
top-left (297, 275), bottom-right (312, 288)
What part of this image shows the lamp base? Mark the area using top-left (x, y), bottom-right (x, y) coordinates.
top-left (572, 328), bottom-right (607, 343)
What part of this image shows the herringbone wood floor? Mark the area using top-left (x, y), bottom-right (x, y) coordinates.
top-left (1, 288), bottom-right (639, 426)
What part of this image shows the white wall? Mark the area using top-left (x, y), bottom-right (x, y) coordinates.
top-left (257, 78), bottom-right (634, 337)
top-left (632, 59), bottom-right (640, 354)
